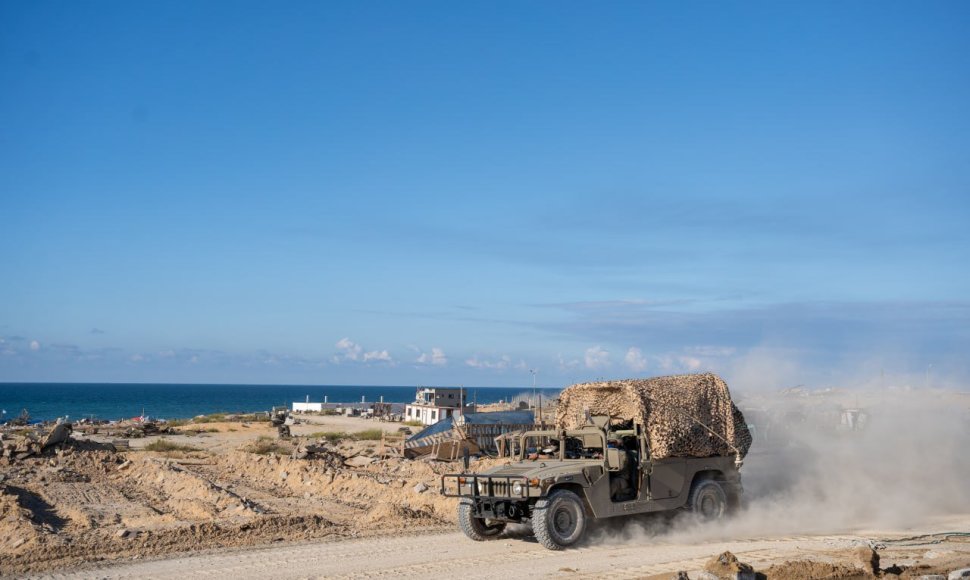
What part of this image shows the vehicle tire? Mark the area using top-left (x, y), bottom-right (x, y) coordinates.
top-left (688, 478), bottom-right (728, 521)
top-left (532, 489), bottom-right (587, 550)
top-left (724, 482), bottom-right (743, 514)
top-left (457, 499), bottom-right (506, 541)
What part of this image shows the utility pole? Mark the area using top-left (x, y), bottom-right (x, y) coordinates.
top-left (530, 369), bottom-right (538, 425)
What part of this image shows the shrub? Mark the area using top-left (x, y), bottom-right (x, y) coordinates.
top-left (403, 420), bottom-right (424, 427)
top-left (309, 429), bottom-right (383, 442)
top-left (247, 435), bottom-right (288, 455)
top-left (309, 431), bottom-right (350, 444)
top-left (193, 413), bottom-right (227, 424)
top-left (355, 429), bottom-right (384, 441)
top-left (144, 439), bottom-right (200, 453)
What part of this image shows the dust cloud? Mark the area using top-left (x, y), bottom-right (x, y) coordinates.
top-left (588, 385), bottom-right (970, 545)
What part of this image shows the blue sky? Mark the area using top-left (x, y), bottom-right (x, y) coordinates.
top-left (2, 2), bottom-right (968, 389)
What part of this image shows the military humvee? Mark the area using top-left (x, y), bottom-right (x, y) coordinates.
top-left (441, 415), bottom-right (742, 550)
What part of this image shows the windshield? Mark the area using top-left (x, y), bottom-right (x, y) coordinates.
top-left (517, 430), bottom-right (606, 461)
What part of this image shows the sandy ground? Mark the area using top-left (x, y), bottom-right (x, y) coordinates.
top-left (21, 515), bottom-right (970, 579)
top-left (4, 398), bottom-right (970, 579)
top-left (0, 415), bottom-right (457, 577)
top-left (120, 414), bottom-right (411, 454)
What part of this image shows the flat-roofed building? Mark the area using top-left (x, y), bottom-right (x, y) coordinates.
top-left (404, 387), bottom-right (466, 426)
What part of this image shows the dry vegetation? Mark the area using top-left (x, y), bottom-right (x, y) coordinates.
top-left (143, 439), bottom-right (201, 454)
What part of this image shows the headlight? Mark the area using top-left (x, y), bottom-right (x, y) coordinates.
top-left (511, 482), bottom-right (523, 495)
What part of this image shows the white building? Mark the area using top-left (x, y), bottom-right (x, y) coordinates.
top-left (404, 387), bottom-right (466, 426)
top-left (293, 395), bottom-right (328, 413)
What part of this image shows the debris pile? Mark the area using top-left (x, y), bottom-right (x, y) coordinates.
top-left (556, 373), bottom-right (752, 459)
top-left (1, 421), bottom-right (74, 461)
top-left (291, 442), bottom-right (347, 470)
top-left (74, 420), bottom-right (171, 439)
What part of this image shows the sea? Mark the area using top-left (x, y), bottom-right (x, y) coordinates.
top-left (0, 383), bottom-right (562, 423)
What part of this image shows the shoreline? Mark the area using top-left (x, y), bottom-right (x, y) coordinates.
top-left (1, 383), bottom-right (561, 423)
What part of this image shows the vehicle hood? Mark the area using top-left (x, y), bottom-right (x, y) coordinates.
top-left (483, 460), bottom-right (601, 479)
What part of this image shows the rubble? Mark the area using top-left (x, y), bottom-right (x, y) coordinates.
top-left (344, 455), bottom-right (376, 468)
top-left (0, 421), bottom-right (492, 576)
top-left (291, 442), bottom-right (346, 470)
top-left (1, 421), bottom-right (76, 462)
top-left (702, 551), bottom-right (756, 580)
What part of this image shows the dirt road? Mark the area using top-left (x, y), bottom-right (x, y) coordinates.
top-left (27, 516), bottom-right (970, 580)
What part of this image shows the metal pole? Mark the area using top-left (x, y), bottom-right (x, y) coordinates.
top-left (530, 369), bottom-right (537, 408)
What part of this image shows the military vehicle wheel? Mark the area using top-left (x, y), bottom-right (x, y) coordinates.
top-left (532, 489), bottom-right (587, 550)
top-left (458, 499), bottom-right (506, 541)
top-left (688, 478), bottom-right (728, 521)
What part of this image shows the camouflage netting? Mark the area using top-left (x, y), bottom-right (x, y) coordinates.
top-left (555, 373), bottom-right (752, 460)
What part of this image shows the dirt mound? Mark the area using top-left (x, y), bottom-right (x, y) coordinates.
top-left (556, 373), bottom-right (752, 459)
top-left (364, 502), bottom-right (441, 526)
top-left (851, 546), bottom-right (879, 575)
top-left (0, 484), bottom-right (46, 554)
top-left (704, 550), bottom-right (755, 577)
top-left (120, 458), bottom-right (257, 519)
top-left (763, 559), bottom-right (872, 579)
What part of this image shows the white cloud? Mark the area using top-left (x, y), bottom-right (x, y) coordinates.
top-left (679, 356), bottom-right (702, 370)
top-left (558, 354), bottom-right (581, 371)
top-left (624, 347), bottom-right (648, 372)
top-left (656, 353), bottom-right (704, 372)
top-left (333, 338), bottom-right (364, 362)
top-left (332, 338), bottom-right (394, 365)
top-left (416, 347), bottom-right (448, 366)
top-left (465, 354), bottom-right (513, 370)
top-left (29, 340), bottom-right (40, 351)
top-left (584, 346), bottom-right (610, 370)
top-left (129, 354), bottom-right (145, 363)
top-left (363, 349), bottom-right (392, 362)
top-left (685, 345), bottom-right (736, 357)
